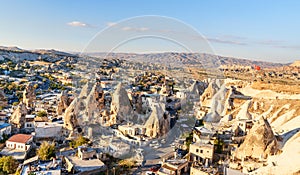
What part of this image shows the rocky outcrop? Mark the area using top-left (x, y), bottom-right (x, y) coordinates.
top-left (236, 100), bottom-right (252, 120)
top-left (144, 103), bottom-right (170, 138)
top-left (235, 116), bottom-right (278, 159)
top-left (63, 81), bottom-right (106, 130)
top-left (200, 80), bottom-right (220, 107)
top-left (290, 60), bottom-right (300, 67)
top-left (203, 111), bottom-right (221, 123)
top-left (78, 82), bottom-right (93, 99)
top-left (23, 82), bottom-right (36, 108)
top-left (10, 103), bottom-right (28, 128)
top-left (132, 93), bottom-right (143, 114)
top-left (0, 89), bottom-right (7, 108)
top-left (203, 85), bottom-right (228, 123)
top-left (63, 98), bottom-right (80, 131)
top-left (56, 90), bottom-right (71, 115)
top-left (110, 83), bottom-right (134, 122)
top-left (85, 82), bottom-right (105, 122)
top-left (188, 80), bottom-right (207, 98)
top-left (221, 86), bottom-right (251, 116)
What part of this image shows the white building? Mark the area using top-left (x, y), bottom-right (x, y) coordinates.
top-left (6, 134), bottom-right (33, 151)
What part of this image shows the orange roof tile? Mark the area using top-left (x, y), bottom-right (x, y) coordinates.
top-left (7, 134), bottom-right (33, 144)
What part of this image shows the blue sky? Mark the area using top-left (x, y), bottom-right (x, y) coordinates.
top-left (0, 0), bottom-right (300, 63)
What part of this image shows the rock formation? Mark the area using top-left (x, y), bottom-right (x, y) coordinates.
top-left (23, 82), bottom-right (36, 108)
top-left (188, 80), bottom-right (207, 98)
top-left (63, 81), bottom-right (106, 131)
top-left (0, 89), bottom-right (7, 108)
top-left (63, 98), bottom-right (80, 131)
top-left (200, 80), bottom-right (220, 107)
top-left (290, 60), bottom-right (300, 67)
top-left (203, 111), bottom-right (221, 123)
top-left (10, 103), bottom-right (28, 128)
top-left (56, 90), bottom-right (71, 115)
top-left (235, 116), bottom-right (278, 160)
top-left (132, 93), bottom-right (143, 114)
top-left (203, 85), bottom-right (228, 123)
top-left (144, 104), bottom-right (170, 138)
top-left (78, 82), bottom-right (93, 99)
top-left (236, 100), bottom-right (252, 120)
top-left (110, 83), bottom-right (134, 122)
top-left (85, 82), bottom-right (105, 122)
top-left (221, 85), bottom-right (252, 116)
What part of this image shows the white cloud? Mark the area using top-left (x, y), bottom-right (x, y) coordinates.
top-left (106, 22), bottom-right (118, 27)
top-left (67, 21), bottom-right (90, 27)
top-left (121, 26), bottom-right (149, 32)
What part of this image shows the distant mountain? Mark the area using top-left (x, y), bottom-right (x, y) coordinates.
top-left (86, 52), bottom-right (287, 68)
top-left (0, 46), bottom-right (289, 68)
top-left (0, 46), bottom-right (78, 62)
top-left (290, 60), bottom-right (300, 67)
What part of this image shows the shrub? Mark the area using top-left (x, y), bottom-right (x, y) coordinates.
top-left (37, 142), bottom-right (56, 161)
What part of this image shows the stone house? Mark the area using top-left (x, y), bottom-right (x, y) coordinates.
top-left (6, 134), bottom-right (33, 151)
top-left (189, 143), bottom-right (214, 165)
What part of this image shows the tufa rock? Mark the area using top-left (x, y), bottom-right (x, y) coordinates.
top-left (56, 90), bottom-right (71, 115)
top-left (188, 80), bottom-right (208, 98)
top-left (110, 83), bottom-right (134, 122)
top-left (235, 116), bottom-right (278, 160)
top-left (85, 82), bottom-right (105, 122)
top-left (63, 98), bottom-right (80, 131)
top-left (200, 80), bottom-right (220, 107)
top-left (23, 82), bottom-right (36, 108)
top-left (10, 103), bottom-right (28, 128)
top-left (144, 103), bottom-right (170, 138)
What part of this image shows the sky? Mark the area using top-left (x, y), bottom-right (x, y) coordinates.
top-left (0, 0), bottom-right (300, 63)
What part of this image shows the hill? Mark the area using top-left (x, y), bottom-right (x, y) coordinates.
top-left (87, 52), bottom-right (286, 68)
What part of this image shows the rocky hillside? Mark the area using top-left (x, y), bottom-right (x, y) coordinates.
top-left (0, 46), bottom-right (78, 63)
top-left (0, 46), bottom-right (288, 68)
top-left (87, 52), bottom-right (286, 68)
top-left (290, 60), bottom-right (300, 67)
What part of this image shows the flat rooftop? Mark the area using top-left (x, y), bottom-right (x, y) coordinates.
top-left (0, 148), bottom-right (27, 160)
top-left (67, 156), bottom-right (106, 172)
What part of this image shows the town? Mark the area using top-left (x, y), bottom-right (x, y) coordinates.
top-left (0, 47), bottom-right (299, 175)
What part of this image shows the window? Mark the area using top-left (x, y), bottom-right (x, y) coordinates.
top-left (200, 150), bottom-right (203, 153)
top-left (196, 149), bottom-right (199, 153)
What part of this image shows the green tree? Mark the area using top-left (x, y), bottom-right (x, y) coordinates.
top-left (185, 132), bottom-right (193, 150)
top-left (0, 156), bottom-right (19, 174)
top-left (69, 135), bottom-right (89, 148)
top-left (37, 142), bottom-right (56, 161)
top-left (214, 138), bottom-right (224, 154)
top-left (118, 159), bottom-right (135, 169)
top-left (36, 111), bottom-right (47, 117)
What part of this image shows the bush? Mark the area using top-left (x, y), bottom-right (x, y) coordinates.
top-left (0, 156), bottom-right (19, 174)
top-left (69, 135), bottom-right (89, 148)
top-left (185, 132), bottom-right (193, 149)
top-left (37, 111), bottom-right (47, 117)
top-left (37, 142), bottom-right (56, 161)
top-left (118, 159), bottom-right (135, 169)
top-left (214, 138), bottom-right (224, 154)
